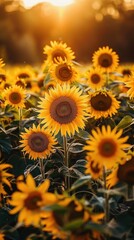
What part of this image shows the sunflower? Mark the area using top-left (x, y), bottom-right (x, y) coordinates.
top-left (117, 157), bottom-right (134, 185)
top-left (2, 85), bottom-right (26, 109)
top-left (116, 64), bottom-right (134, 82)
top-left (125, 74), bottom-right (134, 99)
top-left (9, 174), bottom-right (57, 227)
top-left (15, 78), bottom-right (26, 89)
top-left (20, 124), bottom-right (57, 160)
top-left (38, 84), bottom-right (89, 136)
top-left (44, 81), bottom-right (56, 92)
top-left (85, 155), bottom-right (103, 179)
top-left (42, 195), bottom-right (90, 240)
top-left (92, 46), bottom-right (119, 72)
top-left (84, 125), bottom-right (129, 169)
top-left (0, 58), bottom-right (5, 68)
top-left (107, 156), bottom-right (134, 188)
top-left (86, 67), bottom-right (106, 90)
top-left (88, 90), bottom-right (120, 119)
top-left (43, 41), bottom-right (75, 64)
top-left (50, 58), bottom-right (78, 85)
top-left (42, 194), bottom-right (104, 239)
top-left (0, 163), bottom-right (13, 196)
top-left (0, 232), bottom-right (5, 240)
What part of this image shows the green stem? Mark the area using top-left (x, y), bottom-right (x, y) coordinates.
top-left (39, 158), bottom-right (45, 180)
top-left (18, 108), bottom-right (22, 132)
top-left (103, 166), bottom-right (109, 224)
top-left (63, 135), bottom-right (70, 190)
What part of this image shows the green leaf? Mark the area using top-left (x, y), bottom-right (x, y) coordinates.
top-left (0, 139), bottom-right (12, 153)
top-left (117, 115), bottom-right (133, 129)
top-left (69, 143), bottom-right (84, 153)
top-left (63, 219), bottom-right (84, 231)
top-left (75, 129), bottom-right (89, 140)
top-left (70, 175), bottom-right (91, 191)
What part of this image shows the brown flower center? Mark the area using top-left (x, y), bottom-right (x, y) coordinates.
top-left (28, 132), bottom-right (49, 152)
top-left (50, 96), bottom-right (77, 124)
top-left (38, 78), bottom-right (44, 88)
top-left (18, 73), bottom-right (30, 79)
top-left (90, 161), bottom-right (101, 173)
top-left (56, 64), bottom-right (73, 82)
top-left (9, 92), bottom-right (22, 104)
top-left (91, 73), bottom-right (101, 84)
top-left (4, 83), bottom-right (11, 89)
top-left (0, 74), bottom-right (6, 82)
top-left (52, 50), bottom-right (67, 63)
top-left (26, 81), bottom-right (32, 89)
top-left (122, 69), bottom-right (131, 76)
top-left (117, 159), bottom-right (134, 184)
top-left (90, 92), bottom-right (112, 111)
top-left (24, 191), bottom-right (42, 210)
top-left (16, 80), bottom-right (25, 88)
top-left (98, 139), bottom-right (117, 157)
top-left (98, 53), bottom-right (113, 68)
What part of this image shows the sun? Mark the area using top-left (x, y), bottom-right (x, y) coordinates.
top-left (23, 0), bottom-right (74, 8)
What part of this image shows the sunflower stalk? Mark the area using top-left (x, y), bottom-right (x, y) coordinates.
top-left (103, 166), bottom-right (109, 224)
top-left (39, 158), bottom-right (45, 180)
top-left (63, 135), bottom-right (70, 190)
top-left (18, 108), bottom-right (22, 132)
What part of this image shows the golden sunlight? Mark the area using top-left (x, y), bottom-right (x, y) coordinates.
top-left (23, 0), bottom-right (74, 8)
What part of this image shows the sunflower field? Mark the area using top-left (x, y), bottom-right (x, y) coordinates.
top-left (0, 41), bottom-right (134, 240)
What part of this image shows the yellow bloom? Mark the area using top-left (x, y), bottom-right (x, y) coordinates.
top-left (88, 90), bottom-right (120, 119)
top-left (84, 125), bottom-right (129, 169)
top-left (92, 46), bottom-right (119, 72)
top-left (0, 163), bottom-right (13, 196)
top-left (9, 174), bottom-right (57, 227)
top-left (42, 195), bottom-right (91, 240)
top-left (43, 41), bottom-right (75, 64)
top-left (125, 73), bottom-right (134, 99)
top-left (86, 67), bottom-right (106, 90)
top-left (0, 58), bottom-right (5, 68)
top-left (115, 64), bottom-right (134, 82)
top-left (38, 84), bottom-right (89, 136)
top-left (2, 85), bottom-right (26, 109)
top-left (50, 58), bottom-right (78, 85)
top-left (0, 232), bottom-right (5, 240)
top-left (20, 124), bottom-right (57, 160)
top-left (85, 155), bottom-right (103, 179)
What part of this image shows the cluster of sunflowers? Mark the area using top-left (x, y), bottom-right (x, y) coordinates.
top-left (0, 41), bottom-right (134, 240)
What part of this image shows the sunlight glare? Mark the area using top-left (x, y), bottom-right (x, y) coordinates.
top-left (47, 0), bottom-right (74, 7)
top-left (23, 0), bottom-right (74, 8)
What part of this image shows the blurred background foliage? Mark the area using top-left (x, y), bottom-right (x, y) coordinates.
top-left (0, 0), bottom-right (134, 64)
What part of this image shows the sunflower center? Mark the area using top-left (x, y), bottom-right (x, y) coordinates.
top-left (117, 159), bottom-right (134, 184)
top-left (91, 73), bottom-right (101, 84)
top-left (38, 78), bottom-right (44, 88)
top-left (56, 64), bottom-right (73, 82)
top-left (90, 161), bottom-right (101, 173)
top-left (28, 132), bottom-right (49, 152)
top-left (50, 96), bottom-right (77, 124)
top-left (16, 80), bottom-right (25, 88)
top-left (18, 73), bottom-right (30, 79)
top-left (122, 69), bottom-right (131, 76)
top-left (9, 92), bottom-right (22, 104)
top-left (98, 53), bottom-right (113, 68)
top-left (4, 83), bottom-right (11, 89)
top-left (24, 191), bottom-right (42, 210)
top-left (90, 92), bottom-right (112, 111)
top-left (52, 50), bottom-right (67, 63)
top-left (98, 139), bottom-right (117, 157)
top-left (26, 81), bottom-right (32, 89)
top-left (0, 74), bottom-right (6, 82)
